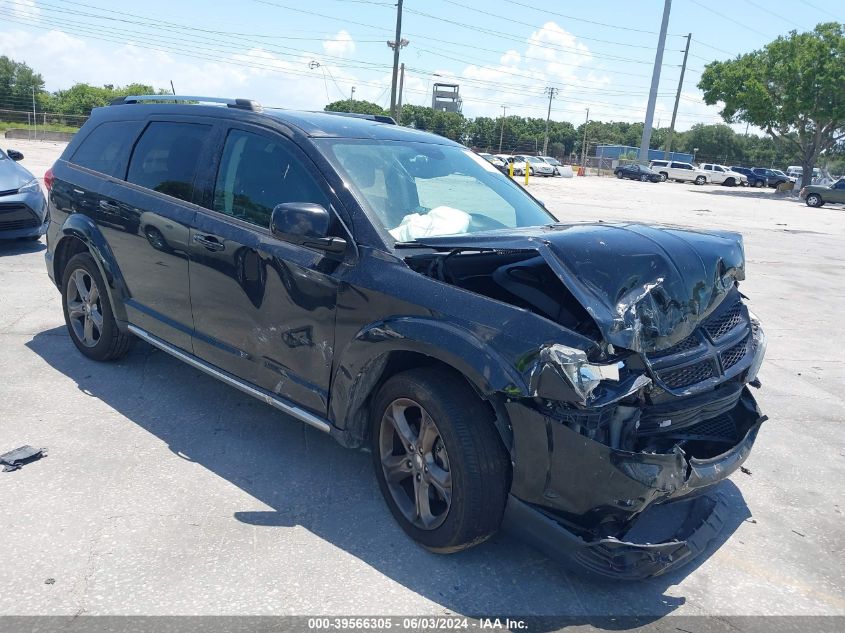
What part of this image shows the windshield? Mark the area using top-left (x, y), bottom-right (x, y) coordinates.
top-left (772, 169), bottom-right (787, 176)
top-left (543, 157), bottom-right (561, 165)
top-left (317, 139), bottom-right (555, 242)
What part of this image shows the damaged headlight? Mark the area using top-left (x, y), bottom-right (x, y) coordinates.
top-left (17, 178), bottom-right (41, 194)
top-left (746, 311), bottom-right (767, 383)
top-left (535, 344), bottom-right (624, 404)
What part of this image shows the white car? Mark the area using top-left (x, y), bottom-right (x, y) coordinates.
top-left (513, 155), bottom-right (555, 177)
top-left (649, 160), bottom-right (709, 185)
top-left (538, 155), bottom-right (562, 175)
top-left (699, 163), bottom-right (748, 187)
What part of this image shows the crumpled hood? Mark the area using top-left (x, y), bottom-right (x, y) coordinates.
top-left (409, 223), bottom-right (745, 353)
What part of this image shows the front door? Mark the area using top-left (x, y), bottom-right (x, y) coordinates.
top-left (187, 125), bottom-right (344, 416)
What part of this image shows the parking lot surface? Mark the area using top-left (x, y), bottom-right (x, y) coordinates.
top-left (1, 140), bottom-right (844, 619)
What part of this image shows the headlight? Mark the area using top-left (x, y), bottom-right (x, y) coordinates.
top-left (18, 178), bottom-right (41, 194)
top-left (536, 344), bottom-right (623, 404)
top-left (746, 310), bottom-right (767, 383)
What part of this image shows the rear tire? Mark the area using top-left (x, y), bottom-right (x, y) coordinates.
top-left (695, 175), bottom-right (706, 185)
top-left (61, 252), bottom-right (133, 362)
top-left (371, 368), bottom-right (509, 553)
top-left (639, 174), bottom-right (648, 182)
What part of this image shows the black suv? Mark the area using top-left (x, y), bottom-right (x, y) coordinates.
top-left (44, 96), bottom-right (767, 579)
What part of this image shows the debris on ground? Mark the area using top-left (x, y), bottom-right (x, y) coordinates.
top-left (0, 445), bottom-right (47, 472)
top-left (740, 466), bottom-right (753, 475)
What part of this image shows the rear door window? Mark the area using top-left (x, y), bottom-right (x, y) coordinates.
top-left (127, 121), bottom-right (212, 203)
top-left (70, 120), bottom-right (144, 178)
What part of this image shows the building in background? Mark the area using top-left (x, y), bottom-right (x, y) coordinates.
top-left (431, 83), bottom-right (462, 113)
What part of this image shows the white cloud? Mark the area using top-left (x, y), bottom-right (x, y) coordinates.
top-left (1, 0), bottom-right (39, 20)
top-left (322, 30), bottom-right (355, 57)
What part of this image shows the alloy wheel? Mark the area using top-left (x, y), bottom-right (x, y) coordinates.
top-left (379, 398), bottom-right (452, 530)
top-left (65, 268), bottom-right (103, 347)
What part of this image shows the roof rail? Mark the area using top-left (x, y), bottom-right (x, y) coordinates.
top-left (320, 111), bottom-right (396, 125)
top-left (109, 95), bottom-right (263, 112)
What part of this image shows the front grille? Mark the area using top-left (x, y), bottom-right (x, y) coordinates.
top-left (646, 291), bottom-right (753, 394)
top-left (0, 217), bottom-right (39, 231)
top-left (703, 300), bottom-right (742, 340)
top-left (720, 340), bottom-right (748, 370)
top-left (648, 331), bottom-right (702, 358)
top-left (658, 360), bottom-right (715, 389)
top-left (0, 203), bottom-right (37, 231)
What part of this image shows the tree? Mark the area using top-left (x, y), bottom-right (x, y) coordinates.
top-left (0, 56), bottom-right (46, 111)
top-left (48, 83), bottom-right (159, 115)
top-left (325, 99), bottom-right (387, 116)
top-left (699, 22), bottom-right (845, 187)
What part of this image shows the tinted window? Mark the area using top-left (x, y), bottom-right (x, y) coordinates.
top-left (212, 129), bottom-right (329, 227)
top-left (71, 120), bottom-right (143, 178)
top-left (127, 122), bottom-right (211, 203)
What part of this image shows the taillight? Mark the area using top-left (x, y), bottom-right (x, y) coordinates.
top-left (44, 167), bottom-right (55, 192)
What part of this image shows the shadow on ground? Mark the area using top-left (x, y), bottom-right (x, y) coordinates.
top-left (690, 188), bottom-right (803, 202)
top-left (0, 239), bottom-right (45, 257)
top-left (26, 327), bottom-right (754, 626)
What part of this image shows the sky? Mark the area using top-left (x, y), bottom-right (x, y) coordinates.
top-left (0, 0), bottom-right (842, 132)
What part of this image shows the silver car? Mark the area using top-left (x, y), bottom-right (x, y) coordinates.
top-left (513, 155), bottom-right (555, 177)
top-left (0, 148), bottom-right (48, 241)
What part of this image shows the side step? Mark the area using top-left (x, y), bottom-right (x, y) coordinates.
top-left (127, 325), bottom-right (332, 434)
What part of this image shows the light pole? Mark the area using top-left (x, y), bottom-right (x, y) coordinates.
top-left (581, 108), bottom-right (590, 172)
top-left (350, 86), bottom-right (355, 102)
top-left (498, 105), bottom-right (507, 153)
top-left (693, 147), bottom-right (699, 164)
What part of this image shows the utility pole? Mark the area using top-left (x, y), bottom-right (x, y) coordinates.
top-left (640, 0), bottom-right (672, 164)
top-left (664, 32), bottom-right (690, 160)
top-left (542, 87), bottom-right (559, 156)
top-left (31, 87), bottom-right (36, 141)
top-left (396, 64), bottom-right (405, 124)
top-left (388, 0), bottom-right (405, 120)
top-left (581, 108), bottom-right (589, 171)
top-left (350, 86), bottom-right (356, 102)
top-left (170, 80), bottom-right (176, 95)
top-left (498, 105), bottom-right (507, 153)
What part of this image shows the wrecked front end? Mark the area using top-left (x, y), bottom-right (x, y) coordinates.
top-left (405, 224), bottom-right (768, 579)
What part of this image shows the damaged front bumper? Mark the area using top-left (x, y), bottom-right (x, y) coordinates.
top-left (503, 388), bottom-right (766, 579)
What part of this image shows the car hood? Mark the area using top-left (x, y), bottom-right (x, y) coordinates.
top-left (408, 223), bottom-right (746, 353)
top-left (0, 158), bottom-right (35, 193)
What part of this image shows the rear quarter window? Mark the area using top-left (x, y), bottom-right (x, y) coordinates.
top-left (70, 120), bottom-right (144, 178)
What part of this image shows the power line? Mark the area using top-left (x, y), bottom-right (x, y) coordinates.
top-left (688, 0), bottom-right (775, 38)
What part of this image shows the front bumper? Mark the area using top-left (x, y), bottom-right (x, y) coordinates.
top-left (0, 192), bottom-right (48, 239)
top-left (504, 388), bottom-right (765, 579)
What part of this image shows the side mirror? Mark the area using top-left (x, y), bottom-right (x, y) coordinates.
top-left (7, 149), bottom-right (24, 161)
top-left (270, 203), bottom-right (346, 256)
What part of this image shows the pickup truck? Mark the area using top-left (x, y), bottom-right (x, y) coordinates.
top-left (699, 163), bottom-right (747, 186)
top-left (649, 160), bottom-right (708, 185)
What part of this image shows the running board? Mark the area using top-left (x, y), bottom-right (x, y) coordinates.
top-left (127, 325), bottom-right (332, 434)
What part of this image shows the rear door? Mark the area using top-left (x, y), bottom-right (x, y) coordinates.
top-left (103, 117), bottom-right (218, 350)
top-left (187, 124), bottom-right (345, 415)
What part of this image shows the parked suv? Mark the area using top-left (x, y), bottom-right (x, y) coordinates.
top-left (649, 160), bottom-right (708, 184)
top-left (751, 167), bottom-right (792, 188)
top-left (43, 96), bottom-right (767, 579)
top-left (729, 166), bottom-right (766, 188)
top-left (699, 163), bottom-right (747, 187)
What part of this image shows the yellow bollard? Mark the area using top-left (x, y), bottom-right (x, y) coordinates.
top-left (509, 161), bottom-right (514, 178)
top-left (524, 161), bottom-right (530, 185)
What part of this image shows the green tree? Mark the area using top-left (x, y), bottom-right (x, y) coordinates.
top-left (699, 22), bottom-right (845, 187)
top-left (325, 99), bottom-right (387, 116)
top-left (0, 56), bottom-right (47, 111)
top-left (49, 83), bottom-right (159, 115)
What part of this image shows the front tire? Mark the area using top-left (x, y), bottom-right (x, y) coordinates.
top-left (806, 193), bottom-right (823, 207)
top-left (371, 368), bottom-right (509, 553)
top-left (61, 252), bottom-right (132, 361)
top-left (659, 172), bottom-right (668, 181)
top-left (754, 180), bottom-right (764, 188)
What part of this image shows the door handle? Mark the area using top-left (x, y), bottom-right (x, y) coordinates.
top-left (193, 234), bottom-right (225, 252)
top-left (99, 200), bottom-right (119, 211)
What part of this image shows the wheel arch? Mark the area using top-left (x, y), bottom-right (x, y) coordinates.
top-left (329, 320), bottom-right (521, 452)
top-left (53, 215), bottom-right (129, 324)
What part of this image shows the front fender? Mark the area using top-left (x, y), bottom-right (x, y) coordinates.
top-left (56, 214), bottom-right (129, 324)
top-left (329, 317), bottom-right (527, 445)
